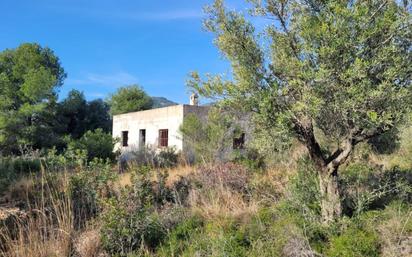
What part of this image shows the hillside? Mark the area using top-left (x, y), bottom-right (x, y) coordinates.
top-left (151, 97), bottom-right (178, 109)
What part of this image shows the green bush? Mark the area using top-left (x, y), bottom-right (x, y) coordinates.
top-left (340, 163), bottom-right (412, 216)
top-left (231, 148), bottom-right (265, 171)
top-left (179, 110), bottom-right (232, 163)
top-left (67, 128), bottom-right (117, 162)
top-left (157, 215), bottom-right (204, 257)
top-left (326, 227), bottom-right (380, 257)
top-left (156, 147), bottom-right (178, 168)
top-left (125, 146), bottom-right (178, 169)
top-left (100, 197), bottom-right (166, 256)
top-left (44, 146), bottom-right (88, 170)
top-left (69, 159), bottom-right (117, 228)
top-left (0, 156), bottom-right (41, 193)
top-left (100, 166), bottom-right (171, 256)
top-left (170, 218), bottom-right (250, 257)
top-left (286, 157), bottom-right (321, 217)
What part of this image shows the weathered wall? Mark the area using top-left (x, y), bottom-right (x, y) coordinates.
top-left (112, 105), bottom-right (210, 154)
top-left (113, 105), bottom-right (185, 152)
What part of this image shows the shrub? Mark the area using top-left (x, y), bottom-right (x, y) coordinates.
top-left (157, 215), bottom-right (204, 257)
top-left (122, 146), bottom-right (179, 169)
top-left (166, 218), bottom-right (250, 257)
top-left (100, 197), bottom-right (166, 256)
top-left (69, 159), bottom-right (118, 228)
top-left (340, 163), bottom-right (412, 216)
top-left (326, 227), bottom-right (380, 257)
top-left (156, 147), bottom-right (178, 168)
top-left (285, 157), bottom-right (321, 218)
top-left (100, 166), bottom-right (168, 256)
top-left (231, 148), bottom-right (265, 171)
top-left (179, 110), bottom-right (233, 163)
top-left (44, 146), bottom-right (88, 171)
top-left (67, 128), bottom-right (117, 162)
top-left (125, 146), bottom-right (157, 168)
top-left (0, 156), bottom-right (41, 194)
top-left (194, 163), bottom-right (250, 194)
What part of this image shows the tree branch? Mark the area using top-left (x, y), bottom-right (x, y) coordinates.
top-left (292, 117), bottom-right (326, 169)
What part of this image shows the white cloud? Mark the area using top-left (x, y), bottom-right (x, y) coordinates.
top-left (67, 72), bottom-right (138, 87)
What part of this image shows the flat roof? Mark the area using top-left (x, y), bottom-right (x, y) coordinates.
top-left (113, 104), bottom-right (209, 117)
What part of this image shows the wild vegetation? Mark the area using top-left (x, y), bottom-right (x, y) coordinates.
top-left (0, 0), bottom-right (411, 257)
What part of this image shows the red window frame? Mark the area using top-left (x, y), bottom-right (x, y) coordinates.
top-left (158, 129), bottom-right (168, 147)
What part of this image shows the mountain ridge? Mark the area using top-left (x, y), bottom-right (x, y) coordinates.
top-left (151, 97), bottom-right (178, 109)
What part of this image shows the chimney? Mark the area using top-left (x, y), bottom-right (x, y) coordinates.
top-left (190, 93), bottom-right (199, 106)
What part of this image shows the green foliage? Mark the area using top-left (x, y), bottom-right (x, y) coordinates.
top-left (69, 159), bottom-right (117, 228)
top-left (100, 197), bottom-right (166, 256)
top-left (157, 215), bottom-right (204, 256)
top-left (100, 166), bottom-right (166, 256)
top-left (287, 157), bottom-right (321, 217)
top-left (231, 148), bottom-right (265, 171)
top-left (386, 121), bottom-right (412, 169)
top-left (108, 85), bottom-right (153, 115)
top-left (165, 218), bottom-right (250, 257)
top-left (156, 147), bottom-right (178, 168)
top-left (0, 156), bottom-right (41, 193)
top-left (179, 108), bottom-right (232, 163)
top-left (326, 227), bottom-right (380, 257)
top-left (56, 90), bottom-right (111, 140)
top-left (340, 163), bottom-right (412, 216)
top-left (66, 128), bottom-right (117, 162)
top-left (0, 43), bottom-right (66, 154)
top-left (191, 0), bottom-right (412, 221)
top-left (56, 90), bottom-right (88, 139)
top-left (193, 0), bottom-right (412, 150)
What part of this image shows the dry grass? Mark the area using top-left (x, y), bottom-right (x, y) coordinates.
top-left (0, 171), bottom-right (74, 257)
top-left (163, 165), bottom-right (197, 186)
top-left (73, 227), bottom-right (102, 257)
top-left (116, 163), bottom-right (290, 221)
top-left (188, 185), bottom-right (259, 220)
top-left (378, 205), bottom-right (412, 257)
top-left (117, 164), bottom-right (197, 188)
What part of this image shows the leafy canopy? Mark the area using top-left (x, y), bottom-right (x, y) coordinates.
top-left (108, 85), bottom-right (153, 115)
top-left (190, 0), bottom-right (411, 161)
top-left (57, 89), bottom-right (111, 139)
top-left (0, 43), bottom-right (66, 154)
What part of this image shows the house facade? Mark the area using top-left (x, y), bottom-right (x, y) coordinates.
top-left (112, 103), bottom-right (209, 153)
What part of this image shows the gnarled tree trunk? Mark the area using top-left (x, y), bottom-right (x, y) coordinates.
top-left (294, 119), bottom-right (354, 223)
top-left (318, 168), bottom-right (342, 223)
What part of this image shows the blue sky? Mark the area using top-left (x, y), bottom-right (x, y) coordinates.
top-left (0, 0), bottom-right (248, 103)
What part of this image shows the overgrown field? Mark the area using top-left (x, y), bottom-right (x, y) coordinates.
top-left (0, 131), bottom-right (411, 257)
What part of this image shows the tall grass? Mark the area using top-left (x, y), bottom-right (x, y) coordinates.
top-left (0, 168), bottom-right (74, 257)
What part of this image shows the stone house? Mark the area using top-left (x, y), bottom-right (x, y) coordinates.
top-left (112, 94), bottom-right (249, 160)
top-left (112, 95), bottom-right (209, 154)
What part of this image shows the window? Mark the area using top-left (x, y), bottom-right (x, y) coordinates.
top-left (233, 133), bottom-right (245, 150)
top-left (122, 131), bottom-right (129, 147)
top-left (158, 129), bottom-right (168, 147)
top-left (139, 129), bottom-right (146, 148)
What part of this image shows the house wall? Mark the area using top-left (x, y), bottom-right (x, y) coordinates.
top-left (112, 105), bottom-right (210, 154)
top-left (112, 105), bottom-right (185, 152)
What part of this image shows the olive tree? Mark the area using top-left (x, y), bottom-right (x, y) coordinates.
top-left (190, 0), bottom-right (411, 222)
